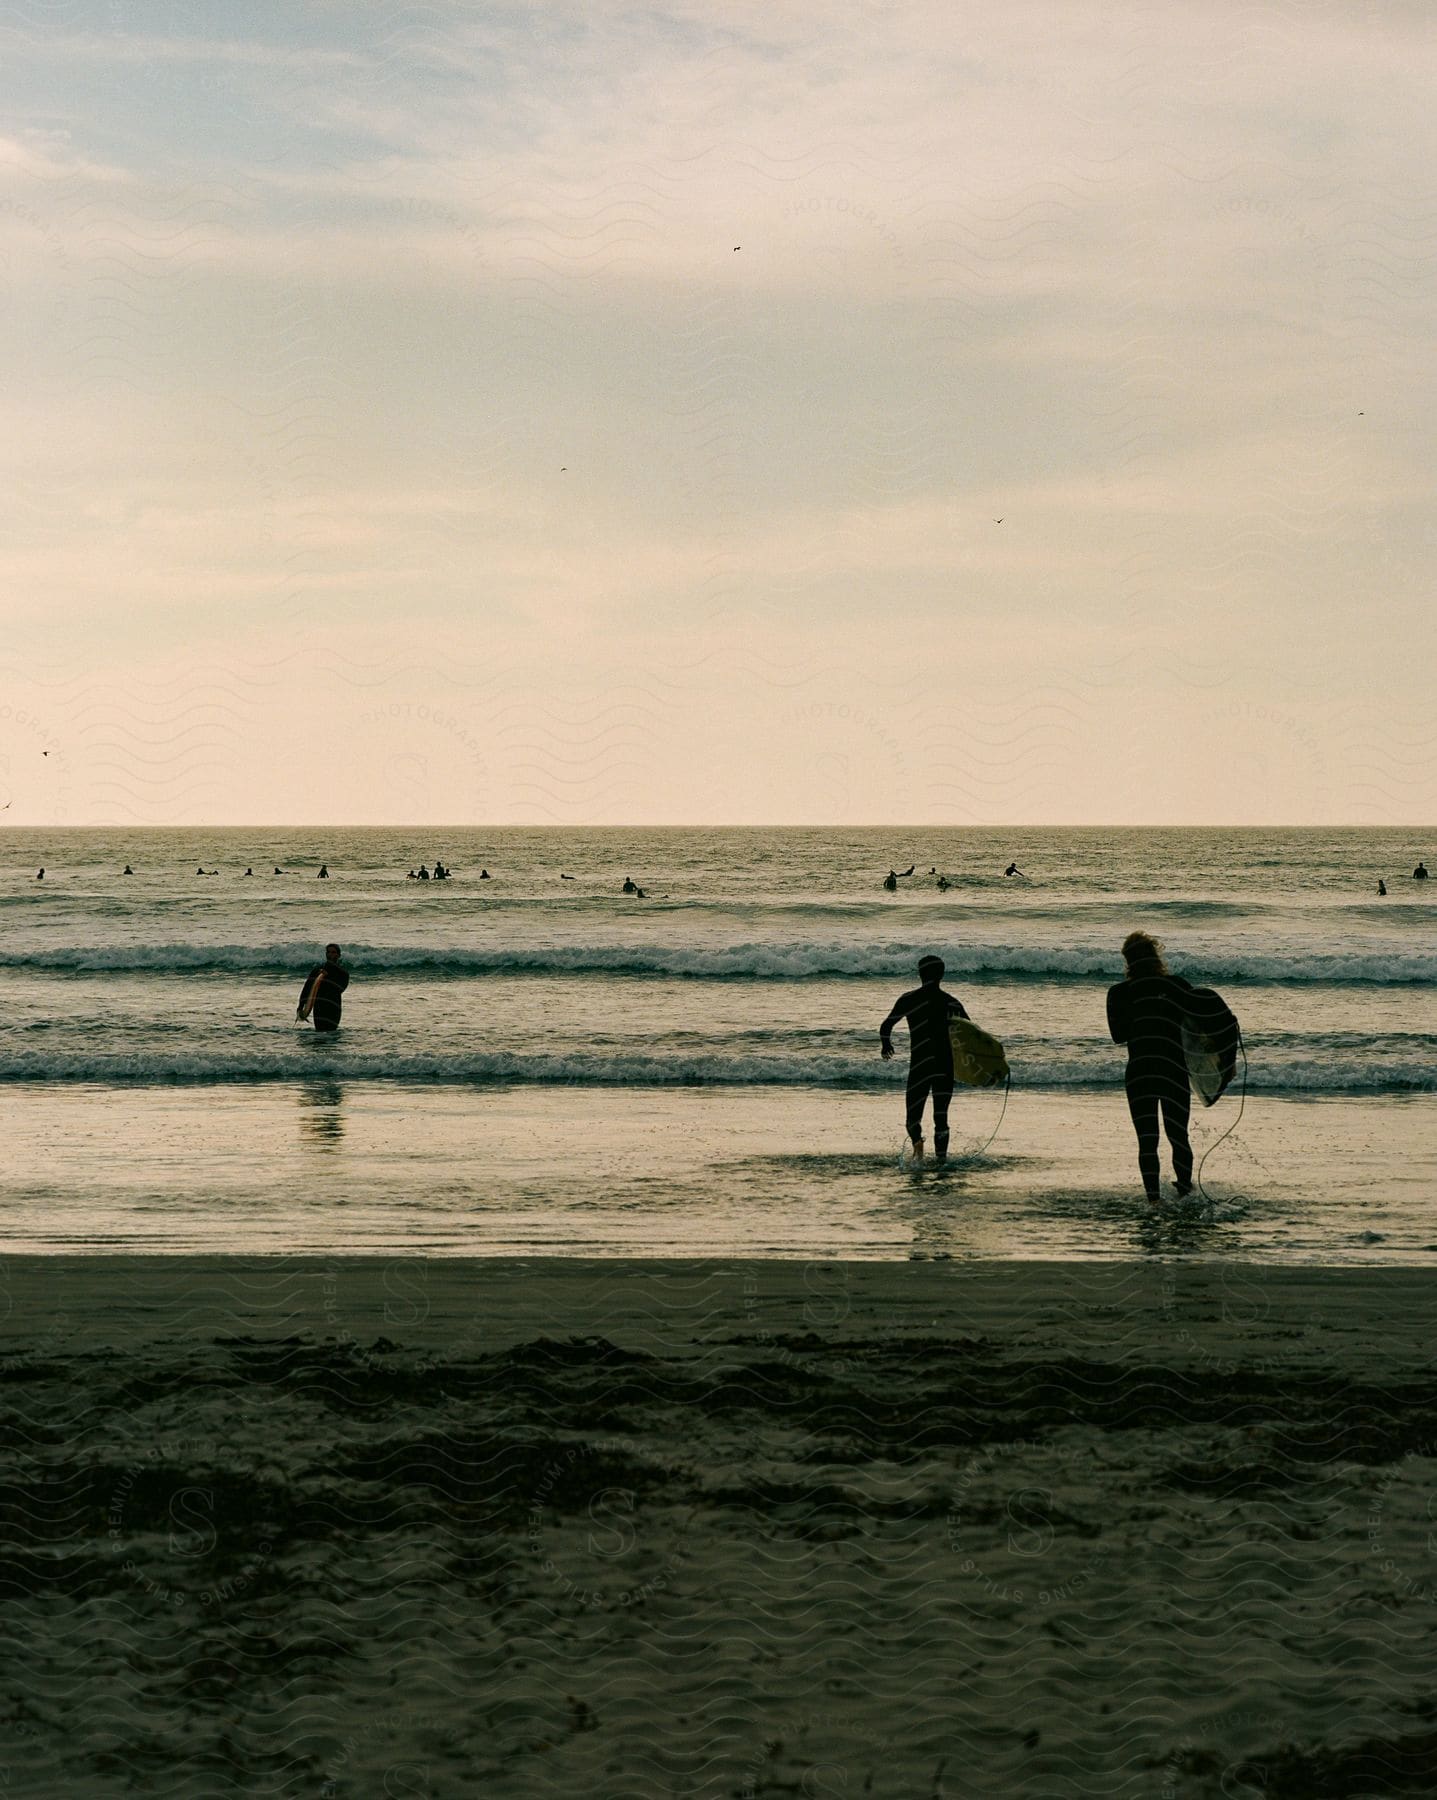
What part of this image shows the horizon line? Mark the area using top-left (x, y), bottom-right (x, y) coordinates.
top-left (4, 823), bottom-right (1434, 834)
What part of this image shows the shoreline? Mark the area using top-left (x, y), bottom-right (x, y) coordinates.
top-left (6, 1086), bottom-right (1435, 1263)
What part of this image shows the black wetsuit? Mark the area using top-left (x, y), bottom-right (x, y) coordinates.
top-left (880, 983), bottom-right (969, 1156)
top-left (299, 961), bottom-right (349, 1033)
top-left (1106, 974), bottom-right (1207, 1198)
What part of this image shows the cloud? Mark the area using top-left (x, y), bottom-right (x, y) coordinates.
top-left (1, 0), bottom-right (1432, 820)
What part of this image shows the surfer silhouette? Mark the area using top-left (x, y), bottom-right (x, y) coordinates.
top-left (880, 954), bottom-right (969, 1165)
top-left (1106, 932), bottom-right (1228, 1204)
top-left (318, 864), bottom-right (329, 879)
top-left (123, 865), bottom-right (133, 875)
top-left (1005, 862), bottom-right (1025, 879)
top-left (1377, 879), bottom-right (1387, 896)
top-left (297, 944), bottom-right (349, 1033)
top-left (882, 871), bottom-right (898, 892)
top-left (1414, 861), bottom-right (1429, 880)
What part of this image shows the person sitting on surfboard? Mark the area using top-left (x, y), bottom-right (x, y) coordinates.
top-left (1415, 861), bottom-right (1429, 880)
top-left (1004, 862), bottom-right (1025, 878)
top-left (297, 944), bottom-right (350, 1034)
top-left (882, 871), bottom-right (898, 891)
top-left (1106, 932), bottom-right (1232, 1204)
top-left (879, 954), bottom-right (969, 1165)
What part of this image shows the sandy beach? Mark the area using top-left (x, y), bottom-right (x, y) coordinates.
top-left (4, 1255), bottom-right (1436, 1797)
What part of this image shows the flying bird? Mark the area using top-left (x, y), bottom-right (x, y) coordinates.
top-left (733, 246), bottom-right (740, 251)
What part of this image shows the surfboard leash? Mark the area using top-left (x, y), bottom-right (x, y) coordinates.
top-left (951, 1071), bottom-right (1011, 1164)
top-left (1195, 1023), bottom-right (1249, 1205)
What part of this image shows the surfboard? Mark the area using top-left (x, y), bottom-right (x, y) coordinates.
top-left (949, 1016), bottom-right (1010, 1088)
top-left (1181, 987), bottom-right (1239, 1106)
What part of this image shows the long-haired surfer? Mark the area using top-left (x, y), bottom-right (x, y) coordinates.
top-left (297, 943), bottom-right (350, 1034)
top-left (880, 954), bottom-right (969, 1164)
top-left (1106, 931), bottom-right (1210, 1204)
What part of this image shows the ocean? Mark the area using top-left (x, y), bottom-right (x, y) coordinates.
top-left (2, 826), bottom-right (1433, 1260)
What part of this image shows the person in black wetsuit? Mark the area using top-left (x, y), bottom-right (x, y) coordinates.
top-left (1106, 930), bottom-right (1214, 1204)
top-left (880, 954), bottom-right (969, 1164)
top-left (1415, 862), bottom-right (1429, 881)
top-left (297, 944), bottom-right (350, 1033)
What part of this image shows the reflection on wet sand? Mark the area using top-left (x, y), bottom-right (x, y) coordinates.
top-left (298, 1079), bottom-right (346, 1151)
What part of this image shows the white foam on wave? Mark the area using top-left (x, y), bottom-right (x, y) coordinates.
top-left (0, 1044), bottom-right (1428, 1093)
top-left (1, 939), bottom-right (1434, 984)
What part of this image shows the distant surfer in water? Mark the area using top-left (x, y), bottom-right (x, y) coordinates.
top-left (1005, 862), bottom-right (1025, 879)
top-left (622, 876), bottom-right (637, 893)
top-left (880, 954), bottom-right (969, 1165)
top-left (1415, 861), bottom-right (1429, 880)
top-left (318, 864), bottom-right (329, 879)
top-left (883, 871), bottom-right (898, 892)
top-left (297, 944), bottom-right (349, 1033)
top-left (936, 875), bottom-right (951, 891)
top-left (123, 865), bottom-right (133, 875)
top-left (1106, 931), bottom-right (1216, 1204)
top-left (1378, 879), bottom-right (1387, 896)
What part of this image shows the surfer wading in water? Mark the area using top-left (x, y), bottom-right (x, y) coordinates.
top-left (297, 944), bottom-right (350, 1034)
top-left (880, 954), bottom-right (969, 1164)
top-left (1106, 931), bottom-right (1210, 1204)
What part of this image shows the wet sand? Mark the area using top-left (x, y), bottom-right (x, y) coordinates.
top-left (3, 1257), bottom-right (1437, 1797)
top-left (5, 1085), bottom-right (1435, 1262)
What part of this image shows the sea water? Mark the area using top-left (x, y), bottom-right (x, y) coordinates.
top-left (1, 826), bottom-right (1433, 1259)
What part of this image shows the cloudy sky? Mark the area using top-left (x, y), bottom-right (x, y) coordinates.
top-left (2, 0), bottom-right (1433, 824)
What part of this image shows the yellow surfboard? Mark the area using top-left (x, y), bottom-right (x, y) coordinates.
top-left (949, 1016), bottom-right (1010, 1088)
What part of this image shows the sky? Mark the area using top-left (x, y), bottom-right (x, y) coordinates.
top-left (1, 0), bottom-right (1434, 825)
